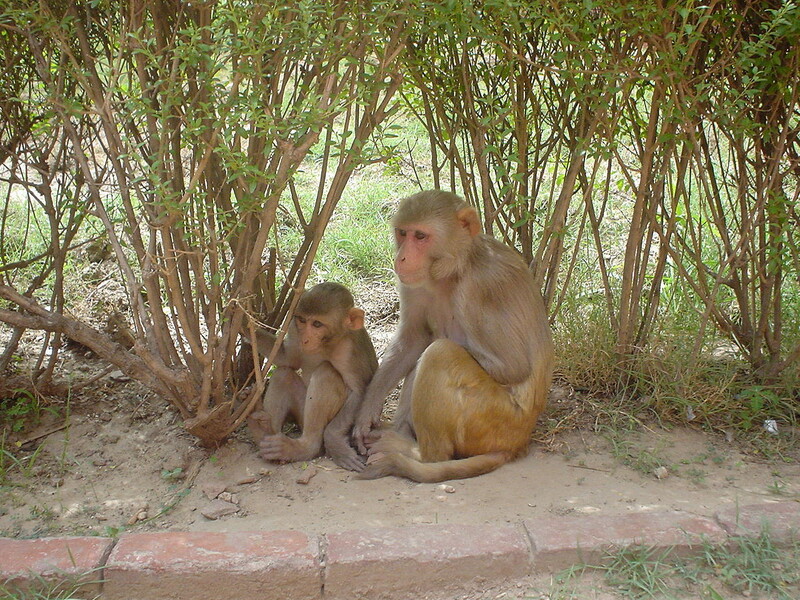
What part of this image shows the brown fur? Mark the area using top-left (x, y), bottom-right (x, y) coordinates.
top-left (248, 282), bottom-right (377, 471)
top-left (355, 191), bottom-right (554, 482)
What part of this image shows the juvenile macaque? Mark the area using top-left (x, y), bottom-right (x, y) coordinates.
top-left (354, 190), bottom-right (554, 482)
top-left (248, 282), bottom-right (377, 471)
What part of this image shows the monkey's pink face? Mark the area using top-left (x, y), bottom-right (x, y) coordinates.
top-left (394, 225), bottom-right (434, 287)
top-left (295, 315), bottom-right (329, 354)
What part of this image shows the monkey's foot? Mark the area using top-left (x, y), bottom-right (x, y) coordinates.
top-left (366, 451), bottom-right (387, 464)
top-left (259, 433), bottom-right (319, 463)
top-left (246, 411), bottom-right (275, 443)
top-left (356, 452), bottom-right (396, 479)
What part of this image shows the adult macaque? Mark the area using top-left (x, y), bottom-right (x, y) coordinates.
top-left (248, 282), bottom-right (377, 471)
top-left (353, 190), bottom-right (554, 482)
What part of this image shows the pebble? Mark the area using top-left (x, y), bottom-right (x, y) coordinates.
top-left (201, 499), bottom-right (239, 520)
top-left (201, 482), bottom-right (227, 500)
top-left (108, 370), bottom-right (130, 382)
top-left (296, 465), bottom-right (318, 485)
top-left (127, 508), bottom-right (149, 525)
top-left (218, 491), bottom-right (239, 505)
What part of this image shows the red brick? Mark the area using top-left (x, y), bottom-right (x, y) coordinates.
top-left (103, 530), bottom-right (321, 600)
top-left (524, 511), bottom-right (727, 571)
top-left (0, 536), bottom-right (112, 597)
top-left (715, 502), bottom-right (800, 543)
top-left (324, 523), bottom-right (531, 600)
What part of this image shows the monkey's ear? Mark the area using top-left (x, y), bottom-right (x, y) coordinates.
top-left (456, 206), bottom-right (481, 237)
top-left (346, 307), bottom-right (365, 330)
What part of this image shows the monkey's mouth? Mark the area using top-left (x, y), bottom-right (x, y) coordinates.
top-left (395, 270), bottom-right (425, 287)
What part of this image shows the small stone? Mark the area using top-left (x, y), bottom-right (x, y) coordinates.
top-left (296, 465), bottom-right (318, 485)
top-left (127, 508), bottom-right (149, 525)
top-left (218, 491), bottom-right (239, 505)
top-left (108, 370), bottom-right (130, 382)
top-left (201, 482), bottom-right (227, 500)
top-left (654, 466), bottom-right (669, 480)
top-left (200, 499), bottom-right (239, 520)
top-left (438, 484), bottom-right (456, 494)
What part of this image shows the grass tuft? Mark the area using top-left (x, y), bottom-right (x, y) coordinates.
top-left (549, 527), bottom-right (800, 599)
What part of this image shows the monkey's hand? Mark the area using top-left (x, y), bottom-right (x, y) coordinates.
top-left (327, 444), bottom-right (366, 472)
top-left (352, 409), bottom-right (382, 455)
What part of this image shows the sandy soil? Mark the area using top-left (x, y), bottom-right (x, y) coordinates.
top-left (1, 281), bottom-right (798, 543)
top-left (2, 374), bottom-right (798, 540)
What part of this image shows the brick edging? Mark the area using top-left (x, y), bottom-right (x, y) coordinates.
top-left (2, 502), bottom-right (798, 600)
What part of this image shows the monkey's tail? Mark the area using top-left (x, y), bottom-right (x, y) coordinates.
top-left (359, 451), bottom-right (511, 483)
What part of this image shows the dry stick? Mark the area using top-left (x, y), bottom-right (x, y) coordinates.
top-left (0, 286), bottom-right (186, 414)
top-left (587, 160), bottom-right (617, 330)
top-left (567, 464), bottom-right (611, 473)
top-left (539, 125), bottom-right (595, 306)
top-left (690, 126), bottom-right (773, 361)
top-left (51, 11), bottom-right (192, 384)
top-left (635, 138), bottom-right (682, 348)
top-left (19, 424), bottom-right (69, 448)
top-left (68, 365), bottom-right (117, 391)
top-left (616, 86), bottom-right (663, 357)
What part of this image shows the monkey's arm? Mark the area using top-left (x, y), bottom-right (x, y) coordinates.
top-left (323, 334), bottom-right (378, 471)
top-left (458, 251), bottom-right (547, 385)
top-left (353, 298), bottom-right (431, 453)
top-left (324, 389), bottom-right (366, 471)
top-left (253, 329), bottom-right (303, 369)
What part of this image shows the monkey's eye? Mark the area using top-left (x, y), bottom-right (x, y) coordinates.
top-left (295, 315), bottom-right (306, 324)
top-left (396, 228), bottom-right (407, 238)
top-left (312, 320), bottom-right (324, 329)
top-left (414, 231), bottom-right (428, 241)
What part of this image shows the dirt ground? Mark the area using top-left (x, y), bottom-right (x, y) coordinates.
top-left (2, 399), bottom-right (798, 540)
top-left (1, 281), bottom-right (798, 545)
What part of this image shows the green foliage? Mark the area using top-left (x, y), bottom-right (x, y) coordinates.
top-left (0, 569), bottom-right (102, 600)
top-left (603, 430), bottom-right (668, 476)
top-left (691, 528), bottom-right (800, 599)
top-left (554, 528), bottom-right (799, 599)
top-left (735, 386), bottom-right (788, 431)
top-left (0, 433), bottom-right (45, 485)
top-left (0, 390), bottom-right (43, 434)
top-left (1, 0), bottom-right (799, 438)
top-left (0, 0), bottom-right (410, 444)
top-left (312, 172), bottom-right (404, 287)
top-left (160, 467), bottom-right (184, 481)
